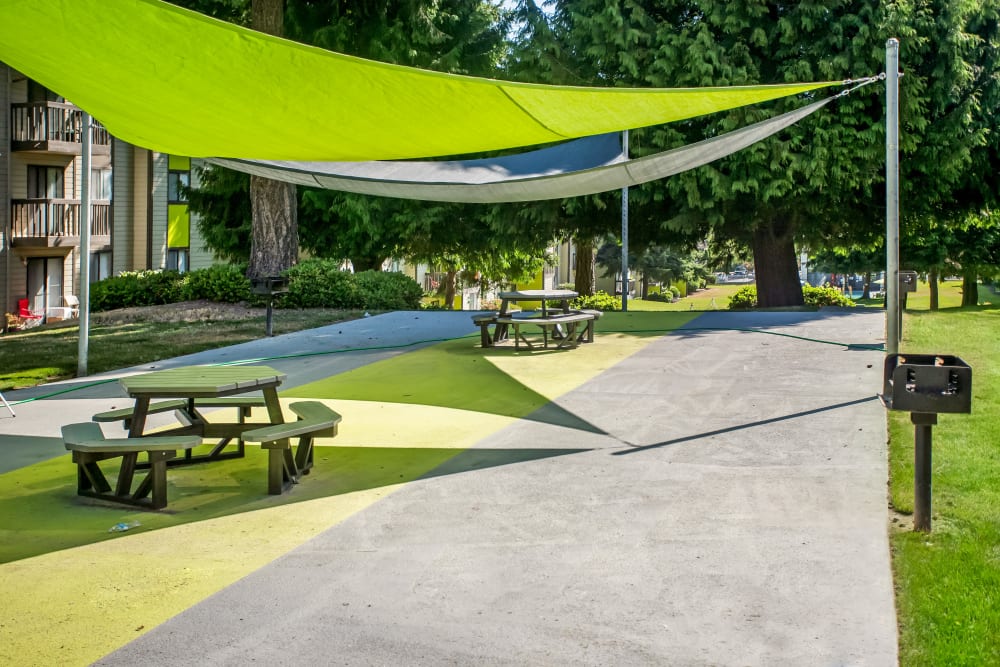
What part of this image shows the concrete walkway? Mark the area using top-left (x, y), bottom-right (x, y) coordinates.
top-left (4, 309), bottom-right (897, 664)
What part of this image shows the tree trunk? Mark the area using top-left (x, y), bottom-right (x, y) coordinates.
top-left (862, 271), bottom-right (872, 299)
top-left (444, 270), bottom-right (458, 309)
top-left (248, 0), bottom-right (297, 280)
top-left (928, 269), bottom-right (939, 311)
top-left (962, 272), bottom-right (978, 306)
top-left (641, 273), bottom-right (649, 299)
top-left (574, 238), bottom-right (596, 296)
top-left (751, 220), bottom-right (803, 308)
top-left (248, 176), bottom-right (298, 278)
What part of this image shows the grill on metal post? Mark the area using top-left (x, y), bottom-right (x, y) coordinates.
top-left (880, 353), bottom-right (972, 531)
top-left (250, 276), bottom-right (289, 337)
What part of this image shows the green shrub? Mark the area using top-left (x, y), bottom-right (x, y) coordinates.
top-left (727, 285), bottom-right (758, 310)
top-left (645, 291), bottom-right (671, 303)
top-left (90, 270), bottom-right (184, 311)
top-left (803, 285), bottom-right (855, 308)
top-left (669, 285), bottom-right (681, 299)
top-left (181, 264), bottom-right (251, 303)
top-left (354, 270), bottom-right (423, 310)
top-left (571, 290), bottom-right (621, 311)
top-left (282, 259), bottom-right (362, 309)
top-left (727, 284), bottom-right (856, 310)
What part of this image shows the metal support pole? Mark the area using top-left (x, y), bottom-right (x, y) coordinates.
top-left (621, 130), bottom-right (629, 312)
top-left (0, 390), bottom-right (15, 417)
top-left (911, 412), bottom-right (936, 532)
top-left (77, 111), bottom-right (92, 377)
top-left (885, 39), bottom-right (901, 354)
top-left (265, 298), bottom-right (275, 337)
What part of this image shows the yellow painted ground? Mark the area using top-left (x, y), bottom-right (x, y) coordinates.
top-left (1, 319), bottom-right (682, 666)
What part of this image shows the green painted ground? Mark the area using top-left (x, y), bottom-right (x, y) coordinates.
top-left (0, 311), bottom-right (694, 566)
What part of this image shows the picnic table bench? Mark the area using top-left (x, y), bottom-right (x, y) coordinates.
top-left (242, 400), bottom-right (342, 494)
top-left (495, 310), bottom-right (598, 350)
top-left (62, 422), bottom-right (202, 510)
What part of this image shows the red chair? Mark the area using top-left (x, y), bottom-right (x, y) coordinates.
top-left (17, 299), bottom-right (43, 328)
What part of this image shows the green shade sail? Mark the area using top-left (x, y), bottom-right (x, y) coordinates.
top-left (0, 0), bottom-right (838, 161)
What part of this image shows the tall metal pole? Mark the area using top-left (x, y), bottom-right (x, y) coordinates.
top-left (886, 38), bottom-right (900, 354)
top-left (621, 130), bottom-right (629, 312)
top-left (77, 111), bottom-right (92, 377)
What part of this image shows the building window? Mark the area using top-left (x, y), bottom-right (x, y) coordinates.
top-left (91, 168), bottom-right (112, 200)
top-left (168, 171), bottom-right (190, 203)
top-left (27, 165), bottom-right (65, 199)
top-left (166, 249), bottom-right (189, 273)
top-left (90, 251), bottom-right (112, 283)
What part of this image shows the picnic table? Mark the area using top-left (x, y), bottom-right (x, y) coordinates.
top-left (120, 366), bottom-right (287, 446)
top-left (498, 289), bottom-right (578, 318)
top-left (74, 364), bottom-right (342, 507)
top-left (103, 365), bottom-right (288, 466)
top-left (472, 289), bottom-right (599, 350)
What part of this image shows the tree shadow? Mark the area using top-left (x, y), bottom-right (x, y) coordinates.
top-left (0, 444), bottom-right (590, 564)
top-left (613, 395), bottom-right (880, 455)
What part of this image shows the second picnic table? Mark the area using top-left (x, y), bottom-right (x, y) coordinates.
top-left (473, 288), bottom-right (600, 350)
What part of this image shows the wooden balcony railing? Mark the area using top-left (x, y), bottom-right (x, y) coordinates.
top-left (10, 102), bottom-right (111, 153)
top-left (11, 199), bottom-right (111, 240)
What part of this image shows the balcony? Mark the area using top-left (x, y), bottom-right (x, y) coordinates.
top-left (10, 199), bottom-right (111, 248)
top-left (10, 102), bottom-right (111, 155)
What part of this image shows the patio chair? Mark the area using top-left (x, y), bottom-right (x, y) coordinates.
top-left (17, 299), bottom-right (43, 328)
top-left (64, 294), bottom-right (80, 318)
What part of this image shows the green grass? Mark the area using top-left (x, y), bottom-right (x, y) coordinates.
top-left (889, 299), bottom-right (1000, 666)
top-left (0, 309), bottom-right (366, 390)
top-left (629, 283), bottom-right (745, 311)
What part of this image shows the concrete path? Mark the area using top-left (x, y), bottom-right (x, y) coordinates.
top-left (84, 309), bottom-right (897, 666)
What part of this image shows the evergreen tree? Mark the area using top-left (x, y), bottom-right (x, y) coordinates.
top-left (506, 0), bottom-right (1000, 307)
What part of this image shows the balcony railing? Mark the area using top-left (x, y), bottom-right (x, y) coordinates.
top-left (11, 199), bottom-right (111, 240)
top-left (10, 102), bottom-right (111, 153)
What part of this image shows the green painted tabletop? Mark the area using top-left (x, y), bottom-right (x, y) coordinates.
top-left (120, 365), bottom-right (286, 397)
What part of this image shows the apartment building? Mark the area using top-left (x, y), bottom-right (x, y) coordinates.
top-left (1, 62), bottom-right (213, 325)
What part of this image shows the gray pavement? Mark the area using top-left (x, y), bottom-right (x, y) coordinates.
top-left (81, 308), bottom-right (897, 666)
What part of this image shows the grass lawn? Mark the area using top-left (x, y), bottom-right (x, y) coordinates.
top-left (629, 283), bottom-right (746, 311)
top-left (889, 289), bottom-right (1000, 665)
top-left (0, 308), bottom-right (366, 390)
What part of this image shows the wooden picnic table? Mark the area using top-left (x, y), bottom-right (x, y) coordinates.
top-left (498, 289), bottom-right (578, 318)
top-left (492, 289), bottom-right (578, 345)
top-left (75, 365), bottom-right (343, 506)
top-left (113, 364), bottom-right (287, 466)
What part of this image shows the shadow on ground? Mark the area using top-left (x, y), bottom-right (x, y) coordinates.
top-left (0, 444), bottom-right (589, 564)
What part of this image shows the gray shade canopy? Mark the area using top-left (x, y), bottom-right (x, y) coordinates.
top-left (209, 97), bottom-right (830, 203)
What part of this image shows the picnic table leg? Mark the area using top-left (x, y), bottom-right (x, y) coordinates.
top-left (114, 452), bottom-right (139, 497)
top-left (131, 451), bottom-right (174, 509)
top-left (149, 453), bottom-right (171, 509)
top-left (76, 454), bottom-right (112, 494)
top-left (262, 388), bottom-right (284, 425)
top-left (294, 435), bottom-right (315, 474)
top-left (127, 396), bottom-right (152, 438)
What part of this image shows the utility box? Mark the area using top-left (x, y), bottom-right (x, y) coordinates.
top-left (899, 271), bottom-right (918, 292)
top-left (250, 276), bottom-right (289, 296)
top-left (881, 353), bottom-right (972, 414)
top-left (249, 276), bottom-right (289, 337)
